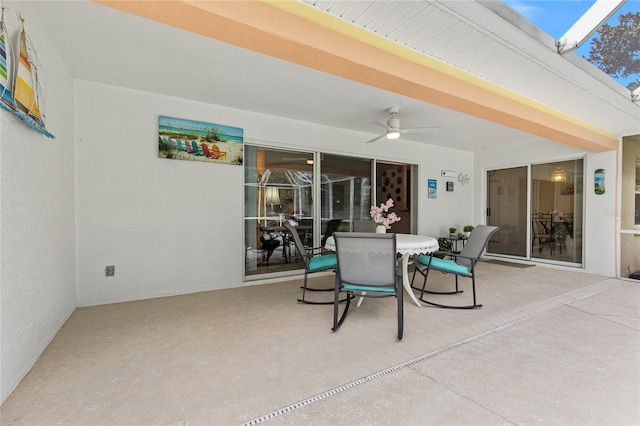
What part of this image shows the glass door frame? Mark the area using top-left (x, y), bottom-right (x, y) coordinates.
top-left (485, 164), bottom-right (530, 260)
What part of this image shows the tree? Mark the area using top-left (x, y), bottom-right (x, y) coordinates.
top-left (587, 12), bottom-right (640, 91)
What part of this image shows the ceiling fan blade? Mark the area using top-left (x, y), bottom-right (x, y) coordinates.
top-left (365, 134), bottom-right (386, 144)
top-left (372, 121), bottom-right (391, 130)
top-left (400, 126), bottom-right (440, 133)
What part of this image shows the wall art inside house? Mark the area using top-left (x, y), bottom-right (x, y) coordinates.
top-left (158, 115), bottom-right (243, 165)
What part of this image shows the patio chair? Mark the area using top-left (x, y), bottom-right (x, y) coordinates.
top-left (412, 225), bottom-right (498, 309)
top-left (353, 219), bottom-right (376, 232)
top-left (284, 222), bottom-right (340, 305)
top-left (332, 232), bottom-right (403, 339)
top-left (321, 219), bottom-right (343, 251)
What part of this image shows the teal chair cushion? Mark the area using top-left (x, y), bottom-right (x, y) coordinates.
top-left (308, 253), bottom-right (337, 271)
top-left (343, 284), bottom-right (395, 293)
top-left (417, 255), bottom-right (469, 276)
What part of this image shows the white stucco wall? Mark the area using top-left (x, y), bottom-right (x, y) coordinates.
top-left (0, 4), bottom-right (76, 403)
top-left (74, 81), bottom-right (474, 307)
top-left (584, 150), bottom-right (617, 276)
top-left (474, 139), bottom-right (618, 276)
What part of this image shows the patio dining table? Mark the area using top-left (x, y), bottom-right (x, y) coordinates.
top-left (325, 233), bottom-right (439, 307)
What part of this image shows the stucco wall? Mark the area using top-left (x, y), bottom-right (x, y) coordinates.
top-left (0, 4), bottom-right (76, 403)
top-left (74, 80), bottom-right (474, 307)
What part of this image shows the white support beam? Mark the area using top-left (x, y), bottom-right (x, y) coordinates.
top-left (556, 0), bottom-right (626, 54)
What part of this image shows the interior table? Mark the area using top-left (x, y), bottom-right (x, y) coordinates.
top-left (325, 233), bottom-right (439, 307)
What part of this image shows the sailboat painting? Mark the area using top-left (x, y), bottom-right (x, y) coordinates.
top-left (0, 6), bottom-right (15, 112)
top-left (0, 9), bottom-right (54, 139)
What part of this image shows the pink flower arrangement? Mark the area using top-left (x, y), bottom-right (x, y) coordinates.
top-left (370, 199), bottom-right (401, 229)
top-left (549, 209), bottom-right (563, 221)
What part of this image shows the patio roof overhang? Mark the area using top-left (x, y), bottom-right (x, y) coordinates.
top-left (94, 0), bottom-right (619, 153)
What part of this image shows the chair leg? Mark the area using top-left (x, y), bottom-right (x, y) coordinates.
top-left (298, 271), bottom-right (333, 305)
top-left (332, 287), bottom-right (351, 332)
top-left (332, 281), bottom-right (340, 330)
top-left (298, 271), bottom-right (351, 305)
top-left (419, 297), bottom-right (482, 310)
top-left (419, 267), bottom-right (430, 299)
top-left (412, 266), bottom-right (463, 295)
top-left (265, 248), bottom-right (274, 266)
top-left (470, 274), bottom-right (481, 308)
top-left (418, 270), bottom-right (482, 310)
top-left (397, 282), bottom-right (403, 340)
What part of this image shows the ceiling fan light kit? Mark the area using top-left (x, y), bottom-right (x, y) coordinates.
top-left (387, 130), bottom-right (400, 139)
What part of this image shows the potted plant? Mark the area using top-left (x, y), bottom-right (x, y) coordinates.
top-left (463, 225), bottom-right (474, 237)
top-left (449, 227), bottom-right (457, 237)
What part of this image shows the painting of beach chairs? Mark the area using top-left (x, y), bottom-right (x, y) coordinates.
top-left (158, 115), bottom-right (243, 165)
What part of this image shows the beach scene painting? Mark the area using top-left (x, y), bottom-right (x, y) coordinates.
top-left (158, 115), bottom-right (243, 165)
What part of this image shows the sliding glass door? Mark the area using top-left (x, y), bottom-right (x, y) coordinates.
top-left (244, 146), bottom-right (314, 277)
top-left (487, 159), bottom-right (583, 265)
top-left (486, 167), bottom-right (528, 257)
top-left (531, 160), bottom-right (583, 265)
top-left (244, 147), bottom-right (416, 278)
top-left (320, 154), bottom-right (372, 232)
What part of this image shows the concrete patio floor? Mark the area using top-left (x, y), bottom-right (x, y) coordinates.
top-left (1, 261), bottom-right (638, 425)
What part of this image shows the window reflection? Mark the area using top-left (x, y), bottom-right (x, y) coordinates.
top-left (321, 154), bottom-right (372, 231)
top-left (244, 148), bottom-right (375, 278)
top-left (531, 159), bottom-right (583, 264)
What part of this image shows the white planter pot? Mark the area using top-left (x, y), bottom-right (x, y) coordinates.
top-left (376, 225), bottom-right (387, 233)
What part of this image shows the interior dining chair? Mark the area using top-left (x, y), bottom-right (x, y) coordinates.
top-left (259, 230), bottom-right (281, 267)
top-left (284, 222), bottom-right (341, 305)
top-left (532, 212), bottom-right (554, 254)
top-left (332, 232), bottom-right (403, 340)
top-left (411, 225), bottom-right (498, 309)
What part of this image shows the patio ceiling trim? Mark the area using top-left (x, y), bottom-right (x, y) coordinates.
top-left (93, 0), bottom-right (618, 153)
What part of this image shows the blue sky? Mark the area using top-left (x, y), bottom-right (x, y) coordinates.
top-left (503, 0), bottom-right (639, 87)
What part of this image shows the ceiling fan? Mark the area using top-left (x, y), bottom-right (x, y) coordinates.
top-left (365, 106), bottom-right (439, 144)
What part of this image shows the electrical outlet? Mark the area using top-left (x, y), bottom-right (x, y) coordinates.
top-left (106, 265), bottom-right (115, 277)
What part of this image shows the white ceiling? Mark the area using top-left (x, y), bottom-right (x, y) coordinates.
top-left (30, 0), bottom-right (639, 152)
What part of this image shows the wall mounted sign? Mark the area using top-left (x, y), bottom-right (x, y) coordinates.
top-left (594, 168), bottom-right (605, 194)
top-left (428, 179), bottom-right (437, 199)
top-left (158, 115), bottom-right (243, 165)
top-left (458, 173), bottom-right (471, 185)
top-left (446, 181), bottom-right (454, 192)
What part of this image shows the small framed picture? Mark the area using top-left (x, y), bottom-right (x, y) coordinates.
top-left (428, 179), bottom-right (437, 199)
